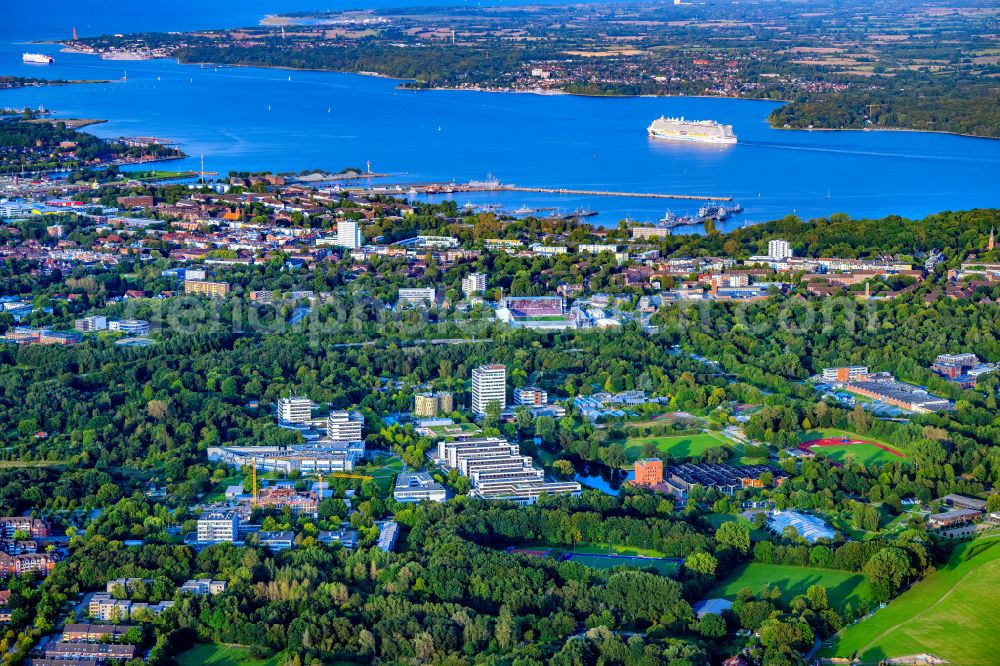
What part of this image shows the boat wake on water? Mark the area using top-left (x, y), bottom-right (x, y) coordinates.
top-left (737, 140), bottom-right (999, 163)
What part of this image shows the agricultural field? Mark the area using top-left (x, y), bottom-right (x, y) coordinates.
top-left (178, 644), bottom-right (279, 666)
top-left (623, 432), bottom-right (731, 464)
top-left (711, 563), bottom-right (874, 611)
top-left (821, 539), bottom-right (1000, 665)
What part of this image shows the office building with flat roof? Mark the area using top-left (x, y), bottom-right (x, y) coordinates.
top-left (414, 393), bottom-right (440, 417)
top-left (393, 471), bottom-right (447, 503)
top-left (634, 458), bottom-right (664, 486)
top-left (277, 397), bottom-right (313, 423)
top-left (398, 287), bottom-right (436, 307)
top-left (513, 386), bottom-right (547, 406)
top-left (326, 410), bottom-right (363, 440)
top-left (437, 437), bottom-right (580, 505)
top-left (208, 441), bottom-right (366, 474)
top-left (821, 366), bottom-right (869, 383)
top-left (472, 364), bottom-right (506, 416)
top-left (414, 392), bottom-right (456, 417)
top-left (196, 511), bottom-right (239, 544)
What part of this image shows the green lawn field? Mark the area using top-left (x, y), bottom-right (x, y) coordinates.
top-left (798, 427), bottom-right (898, 450)
top-left (820, 538), bottom-right (1000, 665)
top-left (178, 644), bottom-right (279, 666)
top-left (0, 460), bottom-right (67, 468)
top-left (623, 432), bottom-right (731, 464)
top-left (362, 457), bottom-right (405, 493)
top-left (711, 563), bottom-right (874, 610)
top-left (703, 514), bottom-right (771, 541)
top-left (798, 428), bottom-right (907, 464)
top-left (205, 474), bottom-right (245, 502)
top-left (565, 552), bottom-right (680, 575)
top-left (521, 540), bottom-right (670, 559)
top-left (808, 444), bottom-right (902, 466)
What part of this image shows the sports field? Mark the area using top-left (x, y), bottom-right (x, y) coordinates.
top-left (821, 538), bottom-right (1000, 665)
top-left (798, 428), bottom-right (906, 465)
top-left (711, 563), bottom-right (874, 610)
top-left (508, 541), bottom-right (679, 574)
top-left (808, 444), bottom-right (902, 466)
top-left (564, 552), bottom-right (680, 575)
top-left (178, 644), bottom-right (279, 666)
top-left (623, 432), bottom-right (731, 464)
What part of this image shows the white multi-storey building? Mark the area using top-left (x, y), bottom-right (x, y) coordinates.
top-left (108, 319), bottom-right (150, 336)
top-left (196, 511), bottom-right (239, 544)
top-left (337, 220), bottom-right (363, 250)
top-left (436, 438), bottom-right (581, 505)
top-left (578, 244), bottom-right (618, 254)
top-left (821, 366), bottom-right (869, 382)
top-left (471, 364), bottom-right (506, 415)
top-left (513, 386), bottom-right (548, 406)
top-left (276, 397), bottom-right (313, 423)
top-left (207, 441), bottom-right (365, 474)
top-left (462, 272), bottom-right (487, 298)
top-left (326, 410), bottom-right (364, 440)
top-left (398, 287), bottom-right (437, 307)
top-left (74, 315), bottom-right (108, 332)
top-left (393, 471), bottom-right (447, 503)
top-left (768, 239), bottom-right (792, 260)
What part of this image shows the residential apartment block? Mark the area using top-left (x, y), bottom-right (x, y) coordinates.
top-left (180, 579), bottom-right (228, 595)
top-left (462, 272), bottom-right (487, 297)
top-left (183, 279), bottom-right (230, 297)
top-left (88, 593), bottom-right (173, 621)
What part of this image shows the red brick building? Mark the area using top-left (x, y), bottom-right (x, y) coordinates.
top-left (634, 458), bottom-right (664, 486)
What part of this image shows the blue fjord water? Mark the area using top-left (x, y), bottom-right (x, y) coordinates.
top-left (2, 1), bottom-right (999, 229)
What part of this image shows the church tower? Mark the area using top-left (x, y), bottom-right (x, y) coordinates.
top-left (989, 226), bottom-right (996, 251)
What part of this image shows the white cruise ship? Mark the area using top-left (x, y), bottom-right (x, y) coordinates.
top-left (647, 116), bottom-right (737, 144)
top-left (22, 53), bottom-right (54, 65)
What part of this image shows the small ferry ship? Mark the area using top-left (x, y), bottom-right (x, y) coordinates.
top-left (647, 116), bottom-right (737, 144)
top-left (22, 53), bottom-right (54, 65)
